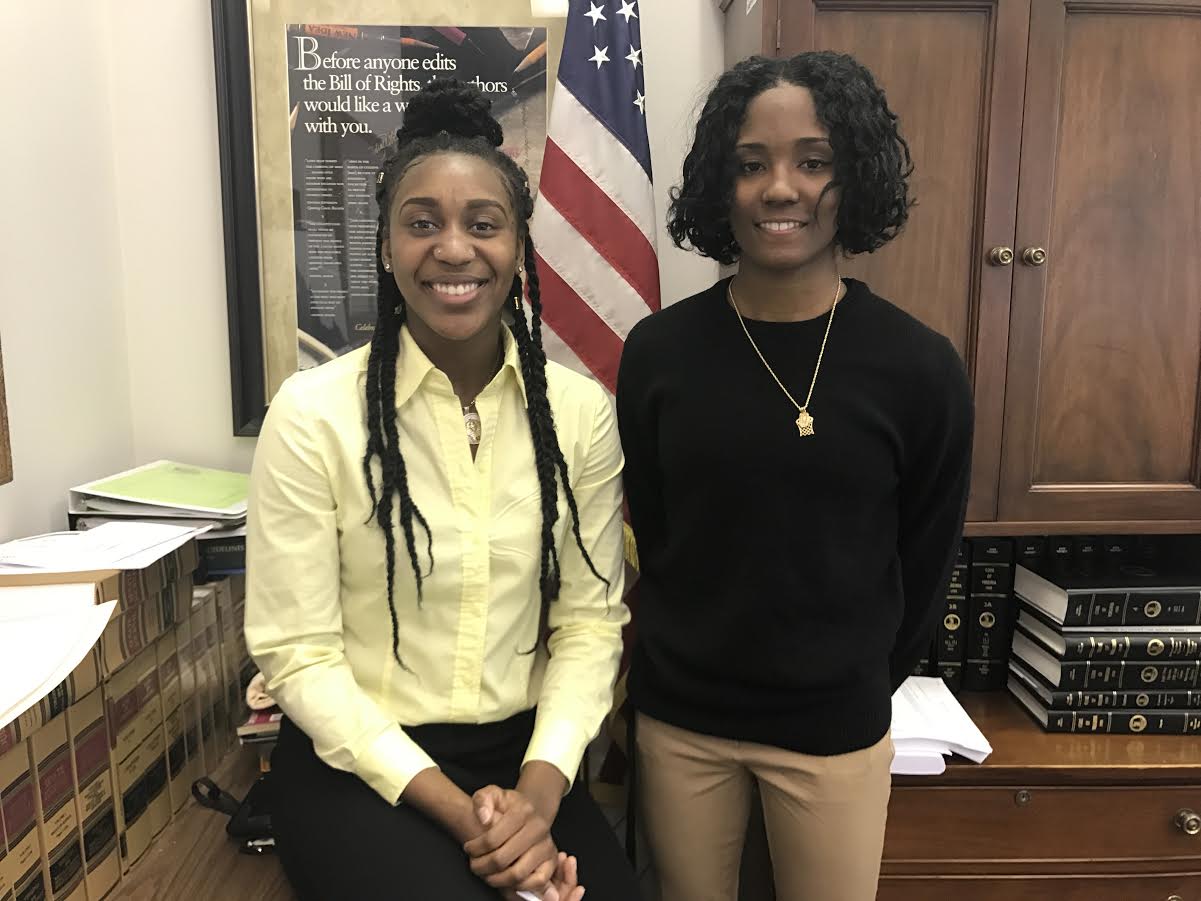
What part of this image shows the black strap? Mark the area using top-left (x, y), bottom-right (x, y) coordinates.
top-left (191, 777), bottom-right (242, 817)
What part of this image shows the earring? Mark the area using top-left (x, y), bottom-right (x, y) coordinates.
top-left (383, 261), bottom-right (392, 272)
top-left (517, 264), bottom-right (524, 275)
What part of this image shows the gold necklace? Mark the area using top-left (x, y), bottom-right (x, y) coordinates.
top-left (728, 276), bottom-right (842, 438)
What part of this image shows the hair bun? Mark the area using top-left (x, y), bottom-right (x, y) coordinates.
top-left (396, 79), bottom-right (504, 148)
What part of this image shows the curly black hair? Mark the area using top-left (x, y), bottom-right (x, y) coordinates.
top-left (668, 52), bottom-right (913, 265)
top-left (366, 79), bottom-right (608, 668)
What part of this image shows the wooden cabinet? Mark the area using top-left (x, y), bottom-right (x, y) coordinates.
top-left (878, 693), bottom-right (1201, 900)
top-left (729, 0), bottom-right (1201, 534)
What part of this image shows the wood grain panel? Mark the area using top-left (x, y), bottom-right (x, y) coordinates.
top-left (1000, 1), bottom-right (1201, 522)
top-left (780, 1), bottom-right (1030, 522)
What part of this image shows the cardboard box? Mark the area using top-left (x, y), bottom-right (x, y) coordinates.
top-left (28, 716), bottom-right (86, 901)
top-left (111, 728), bottom-right (167, 872)
top-left (15, 650), bottom-right (100, 740)
top-left (65, 692), bottom-right (119, 901)
top-left (0, 740), bottom-right (47, 901)
top-left (155, 635), bottom-right (188, 814)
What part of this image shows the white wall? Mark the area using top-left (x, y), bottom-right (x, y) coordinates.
top-left (105, 1), bottom-right (258, 474)
top-left (0, 1), bottom-right (724, 543)
top-left (0, 3), bottom-right (136, 542)
top-left (642, 0), bottom-right (724, 302)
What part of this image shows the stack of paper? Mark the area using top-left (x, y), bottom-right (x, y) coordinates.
top-left (890, 677), bottom-right (993, 775)
top-left (0, 521), bottom-right (200, 573)
top-left (69, 460), bottom-right (248, 523)
top-left (0, 583), bottom-right (116, 729)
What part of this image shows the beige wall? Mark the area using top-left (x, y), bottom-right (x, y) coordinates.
top-left (0, 3), bottom-right (135, 542)
top-left (0, 0), bottom-right (725, 542)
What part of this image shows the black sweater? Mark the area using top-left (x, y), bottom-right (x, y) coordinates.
top-left (616, 277), bottom-right (973, 755)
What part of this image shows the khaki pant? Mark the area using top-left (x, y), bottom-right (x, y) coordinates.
top-left (636, 713), bottom-right (893, 901)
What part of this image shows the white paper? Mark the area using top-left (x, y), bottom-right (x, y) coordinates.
top-left (0, 599), bottom-right (116, 730)
top-left (0, 522), bottom-right (201, 573)
top-left (889, 676), bottom-right (992, 775)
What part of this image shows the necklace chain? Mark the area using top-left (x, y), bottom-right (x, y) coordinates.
top-left (728, 276), bottom-right (842, 437)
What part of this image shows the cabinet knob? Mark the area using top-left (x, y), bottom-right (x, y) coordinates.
top-left (1166, 895), bottom-right (1183, 901)
top-left (1021, 246), bottom-right (1047, 266)
top-left (988, 246), bottom-right (1014, 266)
top-left (1176, 808), bottom-right (1201, 836)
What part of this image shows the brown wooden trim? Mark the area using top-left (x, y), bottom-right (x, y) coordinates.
top-left (0, 337), bottom-right (11, 486)
top-left (883, 860), bottom-right (1201, 876)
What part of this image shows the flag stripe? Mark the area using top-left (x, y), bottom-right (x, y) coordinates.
top-left (540, 140), bottom-right (661, 313)
top-left (534, 252), bottom-right (625, 393)
top-left (532, 201), bottom-right (649, 343)
top-left (548, 85), bottom-right (656, 243)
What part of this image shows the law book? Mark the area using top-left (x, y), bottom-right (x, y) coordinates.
top-left (12, 649), bottom-right (100, 741)
top-left (236, 711), bottom-right (282, 740)
top-left (0, 737), bottom-right (48, 901)
top-left (27, 714), bottom-right (86, 901)
top-left (156, 634), bottom-right (189, 815)
top-left (964, 538), bottom-right (1014, 690)
top-left (936, 542), bottom-right (970, 692)
top-left (173, 621), bottom-right (204, 791)
top-left (1018, 604), bottom-right (1201, 661)
top-left (65, 690), bottom-right (120, 901)
top-left (0, 787), bottom-right (11, 901)
top-left (1010, 676), bottom-right (1201, 734)
top-left (1012, 627), bottom-right (1199, 690)
top-left (111, 727), bottom-right (168, 871)
top-left (1015, 558), bottom-right (1201, 628)
top-left (1010, 656), bottom-right (1201, 710)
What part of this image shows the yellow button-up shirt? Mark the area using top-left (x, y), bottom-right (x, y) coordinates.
top-left (245, 324), bottom-right (628, 805)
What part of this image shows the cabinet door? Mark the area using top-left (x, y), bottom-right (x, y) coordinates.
top-left (781, 1), bottom-right (1029, 523)
top-left (999, 0), bottom-right (1201, 524)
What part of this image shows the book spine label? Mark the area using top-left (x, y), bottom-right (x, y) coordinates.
top-left (965, 539), bottom-right (1014, 690)
top-left (1066, 591), bottom-right (1201, 627)
top-left (1046, 709), bottom-right (1201, 734)
top-left (938, 543), bottom-right (970, 692)
top-left (1056, 660), bottom-right (1200, 691)
top-left (1061, 633), bottom-right (1201, 661)
top-left (1047, 688), bottom-right (1201, 709)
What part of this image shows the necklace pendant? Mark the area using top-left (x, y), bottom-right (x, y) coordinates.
top-left (796, 409), bottom-right (815, 437)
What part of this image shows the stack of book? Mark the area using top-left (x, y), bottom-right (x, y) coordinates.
top-left (68, 460), bottom-right (249, 576)
top-left (1009, 555), bottom-right (1201, 734)
top-left (236, 709), bottom-right (282, 747)
top-left (0, 531), bottom-right (250, 898)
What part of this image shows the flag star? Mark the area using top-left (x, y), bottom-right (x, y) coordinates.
top-left (626, 44), bottom-right (642, 68)
top-left (585, 2), bottom-right (606, 25)
top-left (589, 45), bottom-right (610, 68)
top-left (617, 0), bottom-right (638, 22)
top-left (634, 90), bottom-right (646, 114)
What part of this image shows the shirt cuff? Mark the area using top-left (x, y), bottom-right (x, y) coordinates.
top-left (522, 715), bottom-right (590, 792)
top-left (353, 722), bottom-right (438, 805)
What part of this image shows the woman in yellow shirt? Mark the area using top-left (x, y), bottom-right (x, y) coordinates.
top-left (245, 80), bottom-right (638, 901)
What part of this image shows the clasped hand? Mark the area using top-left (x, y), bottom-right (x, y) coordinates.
top-left (463, 785), bottom-right (585, 901)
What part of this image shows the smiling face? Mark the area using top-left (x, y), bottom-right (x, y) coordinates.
top-left (381, 151), bottom-right (523, 344)
top-left (728, 82), bottom-right (841, 274)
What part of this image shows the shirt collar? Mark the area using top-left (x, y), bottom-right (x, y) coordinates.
top-left (393, 323), bottom-right (528, 410)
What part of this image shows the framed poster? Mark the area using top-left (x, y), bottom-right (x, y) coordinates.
top-left (212, 0), bottom-right (561, 435)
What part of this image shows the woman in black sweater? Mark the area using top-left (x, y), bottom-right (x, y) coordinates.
top-left (616, 52), bottom-right (973, 901)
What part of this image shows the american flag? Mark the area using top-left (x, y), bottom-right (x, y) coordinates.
top-left (533, 0), bottom-right (659, 392)
top-left (530, 0), bottom-right (656, 809)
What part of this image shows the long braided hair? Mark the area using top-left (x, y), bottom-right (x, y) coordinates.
top-left (365, 80), bottom-right (608, 667)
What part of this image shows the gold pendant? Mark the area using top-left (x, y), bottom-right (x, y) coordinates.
top-left (796, 409), bottom-right (815, 437)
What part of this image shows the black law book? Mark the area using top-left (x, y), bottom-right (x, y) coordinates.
top-left (1018, 604), bottom-right (1201, 661)
top-left (964, 538), bottom-right (1014, 690)
top-left (1012, 626), bottom-right (1200, 690)
top-left (1009, 677), bottom-right (1201, 734)
top-left (911, 643), bottom-right (934, 678)
top-left (936, 541), bottom-right (970, 692)
top-left (1014, 558), bottom-right (1201, 628)
top-left (1009, 657), bottom-right (1201, 710)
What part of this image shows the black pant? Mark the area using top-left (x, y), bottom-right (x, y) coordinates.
top-left (272, 712), bottom-right (642, 900)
